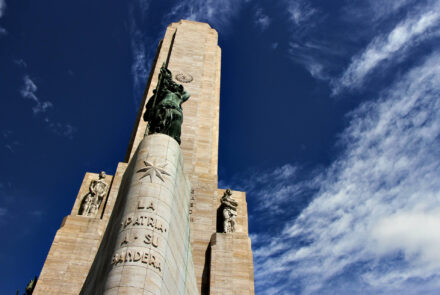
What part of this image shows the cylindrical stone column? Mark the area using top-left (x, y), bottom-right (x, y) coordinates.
top-left (103, 133), bottom-right (198, 294)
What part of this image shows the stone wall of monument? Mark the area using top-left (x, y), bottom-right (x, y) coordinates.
top-left (33, 164), bottom-right (127, 295)
top-left (80, 134), bottom-right (198, 295)
top-left (34, 20), bottom-right (255, 295)
top-left (209, 190), bottom-right (255, 295)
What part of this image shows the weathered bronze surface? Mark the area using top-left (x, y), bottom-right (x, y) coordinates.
top-left (143, 63), bottom-right (190, 144)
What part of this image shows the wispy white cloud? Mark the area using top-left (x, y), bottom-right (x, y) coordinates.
top-left (0, 0), bottom-right (7, 34)
top-left (254, 7), bottom-right (271, 31)
top-left (2, 130), bottom-right (19, 152)
top-left (128, 1), bottom-right (152, 107)
top-left (0, 0), bottom-right (6, 18)
top-left (350, 0), bottom-right (416, 22)
top-left (48, 122), bottom-right (76, 140)
top-left (30, 210), bottom-right (44, 217)
top-left (166, 0), bottom-right (247, 31)
top-left (128, 0), bottom-right (248, 106)
top-left (221, 163), bottom-right (319, 220)
top-left (287, 0), bottom-right (316, 25)
top-left (284, 1), bottom-right (342, 81)
top-left (14, 59), bottom-right (27, 68)
top-left (251, 51), bottom-right (440, 294)
top-left (20, 76), bottom-right (53, 114)
top-left (19, 75), bottom-right (76, 139)
top-left (137, 0), bottom-right (150, 18)
top-left (289, 40), bottom-right (336, 80)
top-left (129, 18), bottom-right (148, 105)
top-left (371, 211), bottom-right (440, 272)
top-left (333, 3), bottom-right (440, 94)
top-left (285, 0), bottom-right (440, 87)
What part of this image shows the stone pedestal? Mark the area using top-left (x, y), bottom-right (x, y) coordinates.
top-left (81, 134), bottom-right (198, 295)
top-left (209, 233), bottom-right (255, 295)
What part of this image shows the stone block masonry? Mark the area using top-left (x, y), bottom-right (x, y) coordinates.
top-left (80, 134), bottom-right (198, 294)
top-left (33, 20), bottom-right (255, 295)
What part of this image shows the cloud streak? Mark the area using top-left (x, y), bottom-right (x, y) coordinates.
top-left (166, 0), bottom-right (247, 32)
top-left (254, 7), bottom-right (271, 31)
top-left (128, 0), bottom-right (248, 107)
top-left (19, 75), bottom-right (76, 139)
top-left (129, 16), bottom-right (149, 106)
top-left (0, 0), bottom-right (7, 34)
top-left (2, 130), bottom-right (19, 152)
top-left (0, 0), bottom-right (6, 18)
top-left (333, 2), bottom-right (440, 94)
top-left (360, 0), bottom-right (416, 22)
top-left (287, 0), bottom-right (316, 25)
top-left (284, 0), bottom-right (344, 81)
top-left (127, 0), bottom-right (153, 108)
top-left (249, 50), bottom-right (440, 294)
top-left (285, 0), bottom-right (440, 89)
top-left (20, 76), bottom-right (53, 114)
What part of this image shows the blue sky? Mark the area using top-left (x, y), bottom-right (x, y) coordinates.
top-left (1, 0), bottom-right (440, 294)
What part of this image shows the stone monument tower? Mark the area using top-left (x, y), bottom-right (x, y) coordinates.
top-left (33, 20), bottom-right (255, 295)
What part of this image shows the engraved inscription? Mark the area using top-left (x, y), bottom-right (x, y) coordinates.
top-left (189, 189), bottom-right (195, 215)
top-left (144, 233), bottom-right (160, 247)
top-left (138, 199), bottom-right (156, 210)
top-left (111, 249), bottom-right (162, 272)
top-left (121, 233), bottom-right (130, 246)
top-left (119, 231), bottom-right (160, 248)
top-left (121, 214), bottom-right (168, 232)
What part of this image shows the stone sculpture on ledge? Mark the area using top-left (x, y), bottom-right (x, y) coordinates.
top-left (79, 171), bottom-right (108, 217)
top-left (221, 188), bottom-right (238, 233)
top-left (143, 64), bottom-right (191, 144)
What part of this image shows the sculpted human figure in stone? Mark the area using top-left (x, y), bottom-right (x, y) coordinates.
top-left (221, 188), bottom-right (238, 233)
top-left (143, 64), bottom-right (190, 144)
top-left (79, 171), bottom-right (108, 217)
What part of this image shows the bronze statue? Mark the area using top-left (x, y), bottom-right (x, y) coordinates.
top-left (144, 63), bottom-right (190, 144)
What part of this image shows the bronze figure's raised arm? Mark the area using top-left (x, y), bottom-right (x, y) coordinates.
top-left (143, 63), bottom-right (190, 144)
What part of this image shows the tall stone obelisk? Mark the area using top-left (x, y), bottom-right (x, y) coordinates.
top-left (80, 32), bottom-right (198, 291)
top-left (33, 20), bottom-right (255, 295)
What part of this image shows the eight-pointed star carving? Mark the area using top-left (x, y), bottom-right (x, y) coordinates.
top-left (136, 155), bottom-right (170, 182)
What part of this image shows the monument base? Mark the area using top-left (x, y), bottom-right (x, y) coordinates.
top-left (209, 233), bottom-right (255, 295)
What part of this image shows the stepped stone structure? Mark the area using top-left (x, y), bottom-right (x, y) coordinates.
top-left (33, 20), bottom-right (255, 295)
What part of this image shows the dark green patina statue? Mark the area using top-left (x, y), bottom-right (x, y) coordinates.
top-left (143, 63), bottom-right (190, 144)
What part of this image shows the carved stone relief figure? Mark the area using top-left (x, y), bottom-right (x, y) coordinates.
top-left (79, 171), bottom-right (108, 217)
top-left (221, 188), bottom-right (238, 233)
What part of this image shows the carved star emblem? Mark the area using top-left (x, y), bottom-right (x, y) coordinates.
top-left (136, 155), bottom-right (170, 182)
